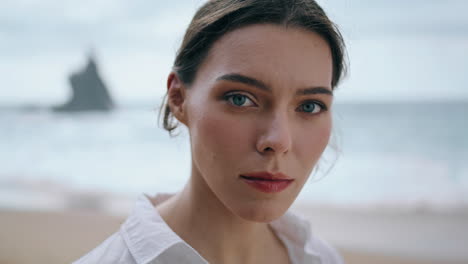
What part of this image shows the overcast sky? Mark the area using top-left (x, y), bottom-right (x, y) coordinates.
top-left (1, 0), bottom-right (468, 105)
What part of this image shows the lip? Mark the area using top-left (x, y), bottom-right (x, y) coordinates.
top-left (240, 172), bottom-right (294, 193)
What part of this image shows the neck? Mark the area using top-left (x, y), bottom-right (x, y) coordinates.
top-left (156, 166), bottom-right (286, 264)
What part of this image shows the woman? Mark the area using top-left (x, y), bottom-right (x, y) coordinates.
top-left (75, 0), bottom-right (346, 263)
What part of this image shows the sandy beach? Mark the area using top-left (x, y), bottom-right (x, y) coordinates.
top-left (1, 199), bottom-right (467, 264)
top-left (293, 202), bottom-right (468, 264)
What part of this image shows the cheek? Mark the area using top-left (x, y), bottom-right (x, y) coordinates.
top-left (191, 110), bottom-right (253, 168)
top-left (294, 116), bottom-right (332, 169)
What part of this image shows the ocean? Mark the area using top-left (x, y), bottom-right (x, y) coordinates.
top-left (1, 102), bottom-right (467, 211)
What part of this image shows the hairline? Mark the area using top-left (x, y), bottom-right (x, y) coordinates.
top-left (178, 22), bottom-right (335, 90)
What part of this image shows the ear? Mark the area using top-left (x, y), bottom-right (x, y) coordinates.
top-left (167, 72), bottom-right (188, 125)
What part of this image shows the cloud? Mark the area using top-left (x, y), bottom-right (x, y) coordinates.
top-left (1, 0), bottom-right (130, 25)
top-left (0, 0), bottom-right (199, 56)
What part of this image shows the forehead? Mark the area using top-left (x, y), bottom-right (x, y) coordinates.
top-left (193, 24), bottom-right (333, 91)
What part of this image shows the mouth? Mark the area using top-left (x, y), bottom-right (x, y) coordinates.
top-left (240, 172), bottom-right (294, 193)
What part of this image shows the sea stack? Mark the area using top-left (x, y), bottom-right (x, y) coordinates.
top-left (53, 54), bottom-right (115, 112)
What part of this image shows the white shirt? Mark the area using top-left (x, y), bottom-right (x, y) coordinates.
top-left (73, 194), bottom-right (343, 264)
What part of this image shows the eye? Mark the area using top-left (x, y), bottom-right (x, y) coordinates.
top-left (298, 101), bottom-right (326, 114)
top-left (224, 93), bottom-right (256, 107)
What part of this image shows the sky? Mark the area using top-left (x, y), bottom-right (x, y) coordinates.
top-left (1, 0), bottom-right (468, 105)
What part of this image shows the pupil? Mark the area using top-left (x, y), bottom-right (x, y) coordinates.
top-left (233, 95), bottom-right (246, 106)
top-left (303, 103), bottom-right (314, 112)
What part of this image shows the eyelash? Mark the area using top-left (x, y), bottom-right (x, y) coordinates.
top-left (223, 92), bottom-right (257, 107)
top-left (223, 92), bottom-right (328, 114)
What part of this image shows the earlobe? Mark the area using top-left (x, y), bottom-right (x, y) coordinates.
top-left (167, 72), bottom-right (188, 125)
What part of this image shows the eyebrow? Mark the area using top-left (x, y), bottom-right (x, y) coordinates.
top-left (216, 73), bottom-right (333, 96)
top-left (296, 87), bottom-right (333, 96)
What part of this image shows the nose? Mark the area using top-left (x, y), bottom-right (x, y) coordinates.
top-left (256, 113), bottom-right (292, 155)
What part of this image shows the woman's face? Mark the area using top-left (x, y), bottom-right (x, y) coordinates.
top-left (178, 24), bottom-right (333, 222)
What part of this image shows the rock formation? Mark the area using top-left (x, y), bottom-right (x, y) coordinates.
top-left (53, 54), bottom-right (115, 112)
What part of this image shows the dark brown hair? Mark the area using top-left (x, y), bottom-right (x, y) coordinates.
top-left (160, 0), bottom-right (347, 134)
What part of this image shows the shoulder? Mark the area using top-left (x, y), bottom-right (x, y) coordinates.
top-left (72, 231), bottom-right (135, 264)
top-left (272, 210), bottom-right (344, 264)
top-left (306, 234), bottom-right (344, 264)
top-left (299, 211), bottom-right (344, 264)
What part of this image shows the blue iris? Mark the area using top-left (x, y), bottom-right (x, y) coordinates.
top-left (301, 102), bottom-right (316, 113)
top-left (232, 94), bottom-right (247, 106)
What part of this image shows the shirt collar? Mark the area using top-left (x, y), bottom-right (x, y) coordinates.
top-left (121, 194), bottom-right (321, 264)
top-left (120, 194), bottom-right (206, 264)
top-left (271, 211), bottom-right (322, 263)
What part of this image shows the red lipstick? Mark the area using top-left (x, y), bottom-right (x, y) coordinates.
top-left (240, 172), bottom-right (294, 193)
